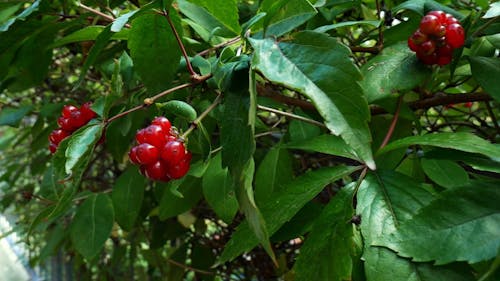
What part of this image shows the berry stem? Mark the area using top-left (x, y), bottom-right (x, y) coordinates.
top-left (379, 95), bottom-right (403, 150)
top-left (256, 105), bottom-right (327, 128)
top-left (105, 74), bottom-right (212, 125)
top-left (197, 36), bottom-right (241, 57)
top-left (181, 92), bottom-right (223, 139)
top-left (162, 9), bottom-right (198, 79)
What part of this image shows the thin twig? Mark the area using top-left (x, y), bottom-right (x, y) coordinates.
top-left (78, 3), bottom-right (131, 28)
top-left (167, 258), bottom-right (215, 275)
top-left (197, 36), bottom-right (241, 56)
top-left (162, 10), bottom-right (198, 78)
top-left (485, 101), bottom-right (500, 136)
top-left (379, 96), bottom-right (402, 149)
top-left (181, 92), bottom-right (223, 138)
top-left (257, 104), bottom-right (327, 128)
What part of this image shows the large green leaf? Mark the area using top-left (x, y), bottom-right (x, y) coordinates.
top-left (202, 153), bottom-right (239, 223)
top-left (376, 181), bottom-right (500, 264)
top-left (293, 185), bottom-right (355, 281)
top-left (254, 146), bottom-right (293, 204)
top-left (469, 56), bottom-right (500, 102)
top-left (250, 32), bottom-right (375, 169)
top-left (0, 105), bottom-right (33, 127)
top-left (65, 124), bottom-right (103, 175)
top-left (257, 0), bottom-right (317, 37)
top-left (70, 193), bottom-right (114, 260)
top-left (0, 0), bottom-right (41, 32)
top-left (185, 0), bottom-right (240, 35)
top-left (177, 0), bottom-right (238, 37)
top-left (218, 165), bottom-right (359, 264)
top-left (158, 176), bottom-right (203, 220)
top-left (421, 158), bottom-right (469, 188)
top-left (128, 11), bottom-right (181, 93)
top-left (360, 42), bottom-right (430, 103)
top-left (283, 134), bottom-right (360, 161)
top-left (377, 132), bottom-right (500, 160)
top-left (112, 168), bottom-right (145, 231)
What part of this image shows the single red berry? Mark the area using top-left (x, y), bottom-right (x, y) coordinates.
top-left (446, 23), bottom-right (465, 48)
top-left (445, 14), bottom-right (459, 25)
top-left (80, 102), bottom-right (96, 121)
top-left (420, 15), bottom-right (444, 36)
top-left (437, 55), bottom-right (452, 66)
top-left (128, 146), bottom-right (140, 164)
top-left (410, 29), bottom-right (428, 45)
top-left (135, 128), bottom-right (147, 144)
top-left (135, 143), bottom-right (160, 165)
top-left (168, 152), bottom-right (191, 179)
top-left (62, 105), bottom-right (78, 118)
top-left (144, 161), bottom-right (170, 181)
top-left (427, 11), bottom-right (446, 24)
top-left (49, 142), bottom-right (57, 154)
top-left (69, 110), bottom-right (87, 129)
top-left (419, 40), bottom-right (436, 55)
top-left (58, 116), bottom-right (76, 131)
top-left (151, 116), bottom-right (172, 135)
top-left (416, 51), bottom-right (438, 65)
top-left (141, 125), bottom-right (166, 148)
top-left (408, 37), bottom-right (419, 51)
top-left (161, 140), bottom-right (186, 165)
top-left (49, 129), bottom-right (71, 145)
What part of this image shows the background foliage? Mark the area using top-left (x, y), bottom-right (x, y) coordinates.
top-left (0, 0), bottom-right (499, 280)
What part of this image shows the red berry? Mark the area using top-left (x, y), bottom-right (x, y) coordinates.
top-left (420, 15), bottom-right (444, 36)
top-left (49, 129), bottom-right (71, 145)
top-left (58, 116), bottom-right (76, 131)
top-left (437, 55), bottom-right (452, 66)
top-left (419, 40), bottom-right (436, 55)
top-left (408, 37), bottom-right (419, 51)
top-left (168, 152), bottom-right (191, 179)
top-left (135, 128), bottom-right (147, 144)
top-left (135, 143), bottom-right (159, 164)
top-left (144, 161), bottom-right (170, 181)
top-left (62, 105), bottom-right (78, 118)
top-left (464, 102), bottom-right (473, 108)
top-left (161, 140), bottom-right (186, 165)
top-left (128, 146), bottom-right (140, 164)
top-left (437, 44), bottom-right (453, 56)
top-left (69, 110), bottom-right (87, 129)
top-left (446, 23), bottom-right (465, 48)
top-left (151, 116), bottom-right (172, 135)
top-left (445, 14), bottom-right (458, 25)
top-left (428, 11), bottom-right (446, 24)
top-left (416, 51), bottom-right (438, 65)
top-left (80, 102), bottom-right (96, 121)
top-left (410, 29), bottom-right (428, 45)
top-left (49, 142), bottom-right (57, 154)
top-left (142, 125), bottom-right (166, 148)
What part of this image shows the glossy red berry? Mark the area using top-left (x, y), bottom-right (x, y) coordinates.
top-left (69, 111), bottom-right (87, 129)
top-left (408, 37), bottom-right (419, 51)
top-left (419, 40), bottom-right (436, 55)
top-left (62, 105), bottom-right (78, 118)
top-left (410, 29), bottom-right (428, 44)
top-left (135, 143), bottom-right (159, 165)
top-left (168, 153), bottom-right (191, 179)
top-left (58, 116), bottom-right (75, 131)
top-left (161, 140), bottom-right (186, 165)
top-left (152, 117), bottom-right (172, 135)
top-left (49, 143), bottom-right (58, 154)
top-left (427, 11), bottom-right (446, 24)
top-left (420, 15), bottom-right (444, 36)
top-left (446, 23), bottom-right (465, 48)
top-left (80, 102), bottom-right (96, 121)
top-left (128, 146), bottom-right (140, 164)
top-left (49, 129), bottom-right (71, 145)
top-left (144, 161), bottom-right (170, 182)
top-left (142, 125), bottom-right (166, 148)
top-left (445, 14), bottom-right (458, 25)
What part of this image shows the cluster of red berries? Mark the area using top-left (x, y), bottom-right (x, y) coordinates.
top-left (408, 11), bottom-right (465, 65)
top-left (128, 117), bottom-right (191, 182)
top-left (49, 102), bottom-right (96, 153)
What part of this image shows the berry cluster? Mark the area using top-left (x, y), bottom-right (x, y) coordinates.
top-left (49, 103), bottom-right (96, 153)
top-left (128, 117), bottom-right (191, 182)
top-left (408, 11), bottom-right (465, 65)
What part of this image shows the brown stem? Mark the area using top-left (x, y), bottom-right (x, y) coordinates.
top-left (257, 105), bottom-right (326, 128)
top-left (197, 36), bottom-right (241, 57)
top-left (162, 10), bottom-right (198, 78)
top-left (167, 259), bottom-right (214, 276)
top-left (485, 101), bottom-right (500, 136)
top-left (78, 3), bottom-right (131, 28)
top-left (350, 46), bottom-right (381, 54)
top-left (379, 96), bottom-right (402, 150)
top-left (181, 92), bottom-right (223, 139)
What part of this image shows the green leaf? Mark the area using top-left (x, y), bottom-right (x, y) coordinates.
top-left (0, 105), bottom-right (33, 127)
top-left (257, 0), bottom-right (317, 37)
top-left (128, 11), bottom-right (181, 93)
top-left (218, 165), bottom-right (359, 264)
top-left (314, 20), bottom-right (381, 33)
top-left (250, 32), bottom-right (375, 169)
top-left (74, 25), bottom-right (114, 90)
top-left (185, 0), bottom-right (241, 35)
top-left (70, 194), bottom-right (114, 261)
top-left (0, 0), bottom-right (41, 32)
top-left (293, 185), bottom-right (355, 281)
top-left (377, 132), bottom-right (500, 161)
top-left (65, 124), bottom-right (103, 175)
top-left (283, 134), bottom-right (360, 161)
top-left (376, 181), bottom-right (500, 265)
top-left (202, 153), bottom-right (239, 223)
top-left (364, 247), bottom-right (475, 281)
top-left (177, 0), bottom-right (239, 37)
top-left (360, 42), bottom-right (430, 103)
top-left (112, 11), bottom-right (139, 32)
top-left (158, 176), bottom-right (203, 220)
top-left (157, 100), bottom-right (197, 121)
top-left (50, 26), bottom-right (105, 47)
top-left (39, 224), bottom-right (66, 261)
top-left (421, 158), bottom-right (469, 188)
top-left (254, 146), bottom-right (293, 204)
top-left (483, 2), bottom-right (500, 18)
top-left (112, 168), bottom-right (145, 231)
top-left (288, 109), bottom-right (321, 142)
top-left (469, 56), bottom-right (500, 103)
